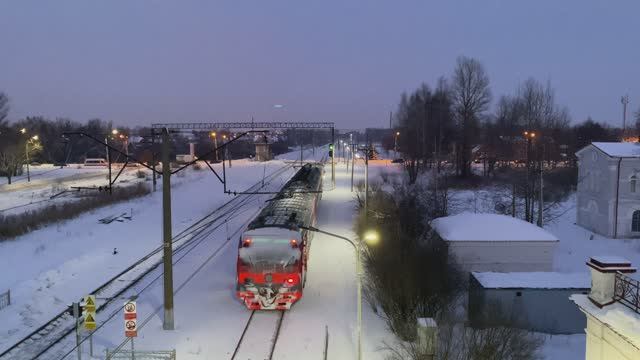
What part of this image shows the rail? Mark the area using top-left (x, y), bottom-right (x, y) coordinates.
top-left (614, 271), bottom-right (640, 314)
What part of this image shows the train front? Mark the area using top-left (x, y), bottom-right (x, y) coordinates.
top-left (236, 227), bottom-right (304, 310)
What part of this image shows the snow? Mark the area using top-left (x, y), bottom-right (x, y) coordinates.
top-left (1, 149), bottom-right (403, 359)
top-left (538, 333), bottom-right (586, 360)
top-left (472, 271), bottom-right (590, 289)
top-left (590, 255), bottom-right (632, 265)
top-left (571, 294), bottom-right (640, 349)
top-left (0, 156), bottom-right (311, 354)
top-left (0, 164), bottom-right (145, 214)
top-left (591, 142), bottom-right (640, 157)
top-left (430, 212), bottom-right (559, 242)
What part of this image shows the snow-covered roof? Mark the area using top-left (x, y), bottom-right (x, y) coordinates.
top-left (590, 142), bottom-right (640, 158)
top-left (472, 271), bottom-right (590, 289)
top-left (571, 294), bottom-right (640, 349)
top-left (430, 212), bottom-right (558, 242)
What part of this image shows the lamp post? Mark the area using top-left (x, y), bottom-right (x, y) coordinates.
top-left (25, 135), bottom-right (38, 182)
top-left (394, 131), bottom-right (400, 158)
top-left (298, 226), bottom-right (378, 360)
top-left (523, 131), bottom-right (536, 223)
top-left (210, 132), bottom-right (218, 161)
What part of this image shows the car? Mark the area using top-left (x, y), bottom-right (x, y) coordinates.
top-left (391, 158), bottom-right (404, 163)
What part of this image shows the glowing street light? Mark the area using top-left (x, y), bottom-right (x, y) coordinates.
top-left (25, 134), bottom-right (40, 182)
top-left (20, 128), bottom-right (27, 134)
top-left (298, 225), bottom-right (379, 360)
top-left (111, 129), bottom-right (119, 135)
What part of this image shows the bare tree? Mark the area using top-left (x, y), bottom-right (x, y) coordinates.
top-left (452, 56), bottom-right (492, 178)
top-left (0, 144), bottom-right (23, 184)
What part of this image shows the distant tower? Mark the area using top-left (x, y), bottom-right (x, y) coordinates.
top-left (621, 95), bottom-right (630, 134)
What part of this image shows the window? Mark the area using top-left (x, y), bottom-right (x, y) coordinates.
top-left (633, 210), bottom-right (640, 232)
top-left (631, 175), bottom-right (637, 193)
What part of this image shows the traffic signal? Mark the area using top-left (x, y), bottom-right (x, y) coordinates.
top-left (329, 143), bottom-right (334, 157)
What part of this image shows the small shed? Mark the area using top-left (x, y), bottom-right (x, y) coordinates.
top-left (469, 271), bottom-right (590, 334)
top-left (430, 213), bottom-right (559, 272)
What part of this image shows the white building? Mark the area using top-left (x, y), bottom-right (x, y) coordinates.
top-left (430, 213), bottom-right (558, 272)
top-left (576, 142), bottom-right (640, 238)
top-left (571, 256), bottom-right (640, 360)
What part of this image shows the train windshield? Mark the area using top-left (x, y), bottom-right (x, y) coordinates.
top-left (238, 237), bottom-right (300, 272)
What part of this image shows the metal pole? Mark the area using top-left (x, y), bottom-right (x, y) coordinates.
top-left (25, 141), bottom-right (31, 182)
top-left (351, 142), bottom-right (355, 192)
top-left (73, 302), bottom-right (82, 360)
top-left (537, 144), bottom-right (544, 227)
top-left (365, 132), bottom-right (369, 220)
top-left (152, 131), bottom-right (157, 192)
top-left (331, 127), bottom-right (335, 186)
top-left (356, 242), bottom-right (362, 360)
top-left (108, 145), bottom-right (113, 194)
top-left (161, 128), bottom-right (175, 330)
top-left (131, 338), bottom-right (135, 360)
top-left (214, 136), bottom-right (218, 162)
top-left (89, 332), bottom-right (93, 357)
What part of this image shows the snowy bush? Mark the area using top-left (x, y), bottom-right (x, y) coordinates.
top-left (354, 183), bottom-right (462, 341)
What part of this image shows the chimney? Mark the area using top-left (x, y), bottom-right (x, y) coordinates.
top-left (587, 256), bottom-right (636, 307)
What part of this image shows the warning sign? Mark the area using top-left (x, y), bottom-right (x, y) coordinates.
top-left (124, 300), bottom-right (137, 320)
top-left (125, 319), bottom-right (137, 337)
top-left (84, 313), bottom-right (96, 330)
top-left (82, 294), bottom-right (97, 331)
top-left (83, 295), bottom-right (96, 312)
top-left (124, 300), bottom-right (137, 337)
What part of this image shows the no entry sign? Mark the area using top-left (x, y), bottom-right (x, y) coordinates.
top-left (124, 300), bottom-right (137, 337)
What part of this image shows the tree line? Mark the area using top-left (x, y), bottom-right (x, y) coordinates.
top-left (393, 56), bottom-right (640, 184)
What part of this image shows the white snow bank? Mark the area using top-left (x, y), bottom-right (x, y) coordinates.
top-left (472, 271), bottom-right (590, 289)
top-left (591, 142), bottom-right (640, 157)
top-left (431, 212), bottom-right (558, 242)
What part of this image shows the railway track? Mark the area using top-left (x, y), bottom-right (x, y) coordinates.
top-left (0, 162), bottom-right (298, 360)
top-left (230, 310), bottom-right (286, 360)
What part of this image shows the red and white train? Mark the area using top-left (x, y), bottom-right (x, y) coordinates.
top-left (236, 163), bottom-right (323, 310)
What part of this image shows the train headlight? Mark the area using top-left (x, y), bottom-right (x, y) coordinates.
top-left (290, 239), bottom-right (298, 248)
top-left (242, 238), bottom-right (252, 247)
top-left (283, 276), bottom-right (296, 287)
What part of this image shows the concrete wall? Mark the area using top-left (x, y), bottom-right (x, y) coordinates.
top-left (576, 146), bottom-right (640, 238)
top-left (447, 241), bottom-right (556, 272)
top-left (469, 278), bottom-right (588, 334)
top-left (584, 313), bottom-right (640, 360)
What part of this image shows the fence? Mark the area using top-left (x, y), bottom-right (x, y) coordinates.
top-left (0, 289), bottom-right (10, 311)
top-left (105, 349), bottom-right (176, 360)
top-left (614, 271), bottom-right (640, 314)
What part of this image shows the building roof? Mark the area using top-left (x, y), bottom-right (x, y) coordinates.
top-left (589, 142), bottom-right (640, 158)
top-left (430, 212), bottom-right (559, 242)
top-left (472, 271), bottom-right (590, 289)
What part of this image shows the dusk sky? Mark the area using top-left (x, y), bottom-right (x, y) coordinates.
top-left (1, 1), bottom-right (639, 129)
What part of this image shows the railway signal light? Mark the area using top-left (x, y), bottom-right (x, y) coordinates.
top-left (329, 143), bottom-right (334, 157)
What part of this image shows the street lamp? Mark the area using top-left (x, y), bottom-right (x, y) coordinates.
top-left (25, 135), bottom-right (39, 182)
top-left (210, 132), bottom-right (218, 161)
top-left (394, 132), bottom-right (400, 157)
top-left (299, 225), bottom-right (379, 360)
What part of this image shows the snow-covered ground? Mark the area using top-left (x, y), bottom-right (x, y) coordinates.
top-left (0, 164), bottom-right (145, 214)
top-left (0, 147), bottom-right (338, 355)
top-left (33, 157), bottom-right (402, 359)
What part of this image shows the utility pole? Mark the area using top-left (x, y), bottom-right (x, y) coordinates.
top-left (350, 134), bottom-right (355, 192)
top-left (151, 130), bottom-right (157, 192)
top-left (622, 95), bottom-right (630, 137)
top-left (364, 131), bottom-right (369, 221)
top-left (537, 144), bottom-right (544, 227)
top-left (161, 128), bottom-right (174, 330)
top-left (25, 140), bottom-right (31, 182)
top-left (331, 127), bottom-right (335, 187)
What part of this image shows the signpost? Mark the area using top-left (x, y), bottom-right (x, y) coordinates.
top-left (124, 300), bottom-right (137, 359)
top-left (82, 295), bottom-right (97, 356)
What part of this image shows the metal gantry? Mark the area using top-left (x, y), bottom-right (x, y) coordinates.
top-left (151, 121), bottom-right (335, 130)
